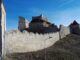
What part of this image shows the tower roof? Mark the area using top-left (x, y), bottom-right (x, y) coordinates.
top-left (71, 20), bottom-right (79, 25)
top-left (69, 20), bottom-right (79, 27)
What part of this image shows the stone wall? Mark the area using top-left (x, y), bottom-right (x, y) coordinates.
top-left (5, 31), bottom-right (59, 54)
top-left (18, 16), bottom-right (29, 32)
top-left (59, 25), bottom-right (70, 39)
top-left (69, 21), bottom-right (80, 35)
top-left (1, 2), bottom-right (6, 59)
top-left (5, 25), bottom-right (70, 54)
top-left (70, 24), bottom-right (80, 35)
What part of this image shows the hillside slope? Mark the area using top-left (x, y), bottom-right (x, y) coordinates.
top-left (5, 34), bottom-right (80, 60)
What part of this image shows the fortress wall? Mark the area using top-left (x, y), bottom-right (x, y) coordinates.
top-left (59, 25), bottom-right (70, 39)
top-left (5, 31), bottom-right (59, 54)
top-left (5, 25), bottom-right (70, 54)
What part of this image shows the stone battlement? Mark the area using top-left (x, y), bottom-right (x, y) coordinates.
top-left (5, 25), bottom-right (70, 54)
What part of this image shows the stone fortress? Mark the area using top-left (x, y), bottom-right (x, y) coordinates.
top-left (18, 14), bottom-right (59, 33)
top-left (18, 14), bottom-right (80, 35)
top-left (0, 0), bottom-right (80, 59)
top-left (5, 14), bottom-right (80, 55)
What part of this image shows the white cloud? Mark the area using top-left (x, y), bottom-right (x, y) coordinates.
top-left (59, 0), bottom-right (75, 7)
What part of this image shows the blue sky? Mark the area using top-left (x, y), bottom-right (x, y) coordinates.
top-left (3, 0), bottom-right (80, 31)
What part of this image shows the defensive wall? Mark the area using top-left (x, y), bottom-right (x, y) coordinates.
top-left (5, 25), bottom-right (70, 54)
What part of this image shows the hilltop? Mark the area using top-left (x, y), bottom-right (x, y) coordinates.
top-left (4, 15), bottom-right (80, 60)
top-left (5, 34), bottom-right (80, 60)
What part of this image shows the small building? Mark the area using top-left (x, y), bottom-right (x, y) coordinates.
top-left (18, 16), bottom-right (29, 32)
top-left (69, 20), bottom-right (80, 35)
top-left (29, 15), bottom-right (58, 33)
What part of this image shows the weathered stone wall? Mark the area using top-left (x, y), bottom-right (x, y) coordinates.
top-left (5, 31), bottom-right (59, 54)
top-left (5, 25), bottom-right (70, 54)
top-left (70, 24), bottom-right (80, 35)
top-left (18, 16), bottom-right (29, 31)
top-left (29, 22), bottom-right (58, 33)
top-left (69, 21), bottom-right (80, 35)
top-left (59, 25), bottom-right (70, 39)
top-left (29, 22), bottom-right (44, 32)
top-left (1, 2), bottom-right (6, 59)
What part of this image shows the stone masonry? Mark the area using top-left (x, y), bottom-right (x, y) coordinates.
top-left (18, 16), bottom-right (29, 32)
top-left (0, 1), bottom-right (6, 59)
top-left (69, 20), bottom-right (80, 35)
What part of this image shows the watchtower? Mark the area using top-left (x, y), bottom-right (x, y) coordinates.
top-left (18, 16), bottom-right (29, 32)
